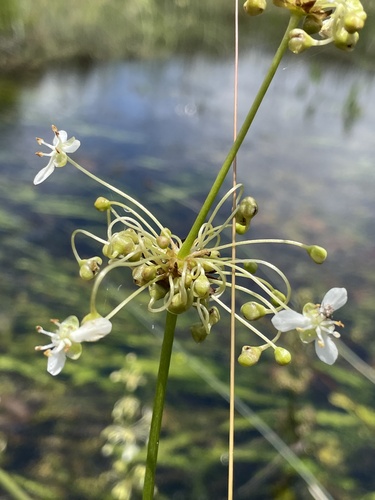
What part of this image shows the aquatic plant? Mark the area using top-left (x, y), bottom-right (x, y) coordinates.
top-left (13, 1), bottom-right (366, 499)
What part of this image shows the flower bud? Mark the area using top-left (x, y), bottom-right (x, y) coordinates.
top-left (235, 222), bottom-right (250, 235)
top-left (302, 14), bottom-right (322, 35)
top-left (149, 282), bottom-right (168, 302)
top-left (238, 346), bottom-right (262, 367)
top-left (274, 347), bottom-right (292, 365)
top-left (288, 29), bottom-right (314, 54)
top-left (133, 264), bottom-right (157, 286)
top-left (244, 261), bottom-right (258, 274)
top-left (236, 196), bottom-right (258, 225)
top-left (306, 245), bottom-right (327, 264)
top-left (344, 11), bottom-right (366, 34)
top-left (104, 232), bottom-right (136, 259)
top-left (190, 323), bottom-right (208, 343)
top-left (241, 302), bottom-right (266, 321)
top-left (193, 275), bottom-right (211, 298)
top-left (94, 197), bottom-right (111, 211)
top-left (271, 289), bottom-right (286, 306)
top-left (167, 289), bottom-right (194, 315)
top-left (209, 306), bottom-right (220, 326)
top-left (79, 257), bottom-right (102, 280)
top-left (333, 29), bottom-right (359, 52)
top-left (156, 235), bottom-right (170, 249)
top-left (243, 0), bottom-right (266, 16)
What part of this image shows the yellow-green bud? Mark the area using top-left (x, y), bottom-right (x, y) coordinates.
top-left (149, 282), bottom-right (168, 302)
top-left (236, 197), bottom-right (258, 227)
top-left (271, 289), bottom-right (287, 306)
top-left (167, 289), bottom-right (193, 315)
top-left (193, 274), bottom-right (211, 299)
top-left (344, 11), bottom-right (366, 34)
top-left (94, 197), bottom-right (111, 211)
top-left (209, 306), bottom-right (220, 326)
top-left (302, 14), bottom-right (322, 35)
top-left (241, 302), bottom-right (267, 321)
top-left (334, 29), bottom-right (359, 52)
top-left (238, 346), bottom-right (262, 367)
top-left (156, 235), bottom-right (170, 249)
top-left (190, 323), bottom-right (208, 343)
top-left (243, 0), bottom-right (266, 16)
top-left (235, 222), bottom-right (250, 235)
top-left (306, 245), bottom-right (327, 264)
top-left (274, 347), bottom-right (292, 365)
top-left (244, 261), bottom-right (258, 274)
top-left (104, 232), bottom-right (136, 259)
top-left (288, 29), bottom-right (314, 54)
top-left (79, 257), bottom-right (102, 280)
top-left (133, 264), bottom-right (157, 286)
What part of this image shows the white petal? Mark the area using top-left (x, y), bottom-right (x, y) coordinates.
top-left (33, 161), bottom-right (55, 185)
top-left (271, 310), bottom-right (312, 332)
top-left (315, 334), bottom-right (338, 365)
top-left (71, 318), bottom-right (112, 343)
top-left (321, 288), bottom-right (347, 311)
top-left (47, 350), bottom-right (66, 376)
top-left (58, 130), bottom-right (68, 143)
top-left (63, 138), bottom-right (80, 153)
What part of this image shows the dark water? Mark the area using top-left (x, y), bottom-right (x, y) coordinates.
top-left (1, 48), bottom-right (375, 499)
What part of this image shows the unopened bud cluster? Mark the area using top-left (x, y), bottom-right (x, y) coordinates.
top-left (244, 0), bottom-right (366, 54)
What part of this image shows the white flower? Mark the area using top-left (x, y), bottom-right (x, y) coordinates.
top-left (34, 125), bottom-right (80, 185)
top-left (271, 288), bottom-right (347, 365)
top-left (35, 315), bottom-right (112, 375)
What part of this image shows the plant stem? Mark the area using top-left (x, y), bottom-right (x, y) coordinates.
top-left (0, 468), bottom-right (32, 500)
top-left (143, 12), bottom-right (303, 498)
top-left (143, 311), bottom-right (178, 500)
top-left (178, 13), bottom-right (302, 260)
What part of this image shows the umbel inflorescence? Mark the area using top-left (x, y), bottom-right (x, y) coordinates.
top-left (34, 127), bottom-right (347, 375)
top-left (244, 0), bottom-right (366, 53)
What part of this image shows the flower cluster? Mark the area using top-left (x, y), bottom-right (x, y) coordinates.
top-left (33, 127), bottom-right (348, 374)
top-left (243, 0), bottom-right (366, 54)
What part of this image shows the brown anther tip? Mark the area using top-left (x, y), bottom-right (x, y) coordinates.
top-left (52, 124), bottom-right (59, 134)
top-left (35, 151), bottom-right (44, 157)
top-left (36, 137), bottom-right (43, 144)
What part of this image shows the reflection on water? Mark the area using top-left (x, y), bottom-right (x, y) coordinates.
top-left (1, 49), bottom-right (375, 498)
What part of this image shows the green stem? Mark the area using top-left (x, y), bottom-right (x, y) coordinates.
top-left (0, 468), bottom-right (32, 500)
top-left (143, 311), bottom-right (178, 500)
top-left (142, 12), bottom-right (302, 498)
top-left (178, 13), bottom-right (302, 259)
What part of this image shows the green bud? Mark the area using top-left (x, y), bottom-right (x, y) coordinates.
top-left (306, 245), bottom-right (327, 264)
top-left (238, 346), bottom-right (262, 367)
top-left (209, 306), bottom-right (220, 326)
top-left (244, 261), bottom-right (258, 274)
top-left (302, 14), bottom-right (322, 35)
top-left (243, 0), bottom-right (266, 16)
top-left (235, 222), bottom-right (250, 235)
top-left (103, 232), bottom-right (135, 259)
top-left (156, 235), bottom-right (170, 249)
top-left (344, 11), bottom-right (366, 34)
top-left (193, 274), bottom-right (211, 299)
top-left (271, 289), bottom-right (287, 306)
top-left (79, 257), bottom-right (102, 280)
top-left (334, 29), bottom-right (359, 52)
top-left (236, 196), bottom-right (258, 227)
top-left (133, 264), bottom-right (157, 286)
top-left (94, 197), bottom-right (111, 211)
top-left (167, 289), bottom-right (194, 315)
top-left (288, 29), bottom-right (314, 54)
top-left (149, 282), bottom-right (168, 302)
top-left (274, 347), bottom-right (292, 365)
top-left (302, 302), bottom-right (316, 315)
top-left (190, 323), bottom-right (208, 343)
top-left (241, 302), bottom-right (267, 321)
